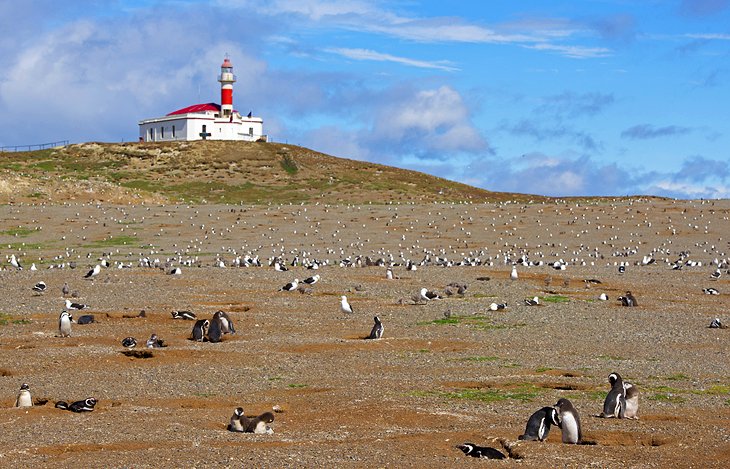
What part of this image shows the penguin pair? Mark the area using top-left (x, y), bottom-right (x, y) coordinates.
top-left (55, 397), bottom-right (97, 412)
top-left (601, 372), bottom-right (639, 419)
top-left (190, 311), bottom-right (235, 343)
top-left (617, 291), bottom-right (638, 307)
top-left (227, 407), bottom-right (275, 434)
top-left (519, 406), bottom-right (560, 441)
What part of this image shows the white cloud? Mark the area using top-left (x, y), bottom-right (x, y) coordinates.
top-left (326, 47), bottom-right (459, 71)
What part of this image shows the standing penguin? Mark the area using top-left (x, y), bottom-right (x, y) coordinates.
top-left (212, 310), bottom-right (235, 334)
top-left (207, 316), bottom-right (223, 343)
top-left (58, 310), bottom-right (73, 337)
top-left (555, 398), bottom-right (582, 444)
top-left (191, 319), bottom-right (210, 342)
top-left (519, 406), bottom-right (559, 441)
top-left (601, 372), bottom-right (626, 418)
top-left (623, 382), bottom-right (640, 419)
top-left (367, 316), bottom-right (384, 339)
top-left (15, 383), bottom-right (33, 408)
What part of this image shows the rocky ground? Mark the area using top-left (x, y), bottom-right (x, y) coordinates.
top-left (0, 199), bottom-right (728, 468)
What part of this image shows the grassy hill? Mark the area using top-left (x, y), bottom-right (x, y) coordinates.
top-left (0, 141), bottom-right (547, 204)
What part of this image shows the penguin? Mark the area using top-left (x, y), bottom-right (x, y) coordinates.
top-left (524, 296), bottom-right (539, 306)
top-left (246, 411), bottom-right (275, 434)
top-left (510, 265), bottom-right (518, 280)
top-left (420, 288), bottom-right (441, 301)
top-left (302, 274), bottom-right (320, 285)
top-left (280, 279), bottom-right (299, 291)
top-left (58, 310), bottom-right (73, 337)
top-left (207, 316), bottom-right (223, 343)
top-left (171, 310), bottom-right (197, 320)
top-left (554, 398), bottom-right (582, 444)
top-left (618, 291), bottom-right (638, 307)
top-left (65, 299), bottom-right (88, 311)
top-left (709, 317), bottom-right (727, 329)
top-left (703, 287), bottom-right (720, 295)
top-left (386, 267), bottom-right (394, 280)
top-left (623, 382), bottom-right (640, 419)
top-left (146, 333), bottom-right (166, 348)
top-left (32, 281), bottom-right (47, 293)
top-left (68, 398), bottom-right (97, 412)
top-left (367, 316), bottom-right (384, 339)
top-left (710, 269), bottom-right (721, 280)
top-left (84, 264), bottom-right (101, 279)
top-left (618, 264), bottom-right (626, 274)
top-left (169, 267), bottom-right (182, 275)
top-left (340, 295), bottom-right (353, 315)
top-left (15, 383), bottom-right (33, 408)
top-left (456, 442), bottom-right (506, 459)
top-left (598, 293), bottom-right (608, 301)
top-left (76, 314), bottom-right (95, 325)
top-left (191, 319), bottom-right (210, 342)
top-left (121, 337), bottom-right (137, 348)
top-left (519, 406), bottom-right (559, 441)
top-left (227, 407), bottom-right (247, 432)
top-left (213, 310), bottom-right (235, 334)
top-left (600, 372), bottom-right (626, 418)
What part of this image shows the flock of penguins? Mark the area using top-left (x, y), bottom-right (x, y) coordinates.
top-left (5, 199), bottom-right (730, 462)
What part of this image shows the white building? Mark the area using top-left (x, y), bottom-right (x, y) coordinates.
top-left (138, 57), bottom-right (266, 142)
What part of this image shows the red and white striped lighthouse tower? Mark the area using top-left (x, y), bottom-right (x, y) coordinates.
top-left (218, 56), bottom-right (236, 117)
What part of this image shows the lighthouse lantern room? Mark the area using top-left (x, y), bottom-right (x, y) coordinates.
top-left (138, 57), bottom-right (266, 142)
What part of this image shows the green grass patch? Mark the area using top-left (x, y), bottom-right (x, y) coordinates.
top-left (280, 153), bottom-right (298, 174)
top-left (692, 385), bottom-right (730, 395)
top-left (418, 314), bottom-right (522, 331)
top-left (597, 354), bottom-right (626, 361)
top-left (0, 227), bottom-right (35, 237)
top-left (0, 313), bottom-right (31, 326)
top-left (84, 235), bottom-right (140, 248)
top-left (472, 293), bottom-right (496, 298)
top-left (288, 383), bottom-right (308, 388)
top-left (647, 393), bottom-right (686, 403)
top-left (542, 295), bottom-right (570, 303)
top-left (664, 373), bottom-right (690, 381)
top-left (535, 366), bottom-right (554, 373)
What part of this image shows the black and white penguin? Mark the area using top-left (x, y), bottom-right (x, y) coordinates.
top-left (420, 288), bottom-right (441, 301)
top-left (618, 264), bottom-right (626, 274)
top-left (600, 372), bottom-right (626, 418)
top-left (519, 406), bottom-right (559, 441)
top-left (623, 382), bottom-right (640, 419)
top-left (227, 407), bottom-right (247, 432)
top-left (58, 310), bottom-right (73, 337)
top-left (32, 281), bottom-right (47, 293)
top-left (710, 269), bottom-right (721, 280)
top-left (246, 411), bottom-right (275, 434)
top-left (169, 267), bottom-right (182, 275)
top-left (121, 337), bottom-right (137, 348)
top-left (76, 314), bottom-right (95, 325)
top-left (146, 333), bottom-right (166, 348)
top-left (69, 398), bottom-right (97, 412)
top-left (207, 317), bottom-right (223, 343)
top-left (65, 299), bottom-right (88, 311)
top-left (213, 310), bottom-right (235, 334)
top-left (617, 291), bottom-right (638, 307)
top-left (709, 317), bottom-right (727, 329)
top-left (191, 319), bottom-right (210, 342)
top-left (84, 264), bottom-right (101, 279)
top-left (524, 296), bottom-right (539, 306)
top-left (302, 274), bottom-right (320, 285)
top-left (171, 310), bottom-right (197, 320)
top-left (456, 442), bottom-right (506, 459)
top-left (280, 279), bottom-right (299, 291)
top-left (367, 316), bottom-right (384, 339)
top-left (15, 383), bottom-right (33, 408)
top-left (703, 287), bottom-right (720, 295)
top-left (555, 398), bottom-right (582, 444)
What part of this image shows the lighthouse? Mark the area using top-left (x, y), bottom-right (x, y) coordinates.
top-left (218, 56), bottom-right (235, 118)
top-left (138, 57), bottom-right (266, 142)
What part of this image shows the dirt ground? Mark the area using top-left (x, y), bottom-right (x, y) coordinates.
top-left (0, 198), bottom-right (728, 468)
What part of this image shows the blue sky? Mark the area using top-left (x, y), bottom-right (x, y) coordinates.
top-left (1, 0), bottom-right (728, 198)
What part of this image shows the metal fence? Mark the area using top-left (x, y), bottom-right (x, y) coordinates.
top-left (0, 140), bottom-right (69, 152)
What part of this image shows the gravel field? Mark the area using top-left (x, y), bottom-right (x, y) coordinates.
top-left (0, 199), bottom-right (728, 468)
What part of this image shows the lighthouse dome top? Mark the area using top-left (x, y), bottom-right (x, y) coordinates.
top-left (221, 57), bottom-right (232, 67)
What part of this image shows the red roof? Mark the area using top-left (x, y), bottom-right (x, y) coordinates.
top-left (167, 103), bottom-right (220, 116)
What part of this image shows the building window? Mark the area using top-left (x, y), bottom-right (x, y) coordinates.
top-left (161, 127), bottom-right (165, 139)
top-left (172, 125), bottom-right (176, 138)
top-left (249, 127), bottom-right (254, 136)
top-left (148, 128), bottom-right (153, 141)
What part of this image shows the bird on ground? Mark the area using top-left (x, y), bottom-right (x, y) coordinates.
top-left (340, 295), bottom-right (353, 314)
top-left (32, 281), bottom-right (47, 293)
top-left (65, 299), bottom-right (88, 310)
top-left (84, 265), bottom-right (101, 279)
top-left (420, 288), bottom-right (442, 301)
top-left (367, 316), bottom-right (384, 339)
top-left (280, 279), bottom-right (299, 291)
top-left (15, 383), bottom-right (33, 408)
top-left (456, 443), bottom-right (506, 459)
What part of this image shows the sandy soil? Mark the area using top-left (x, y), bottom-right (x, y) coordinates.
top-left (0, 199), bottom-right (728, 468)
